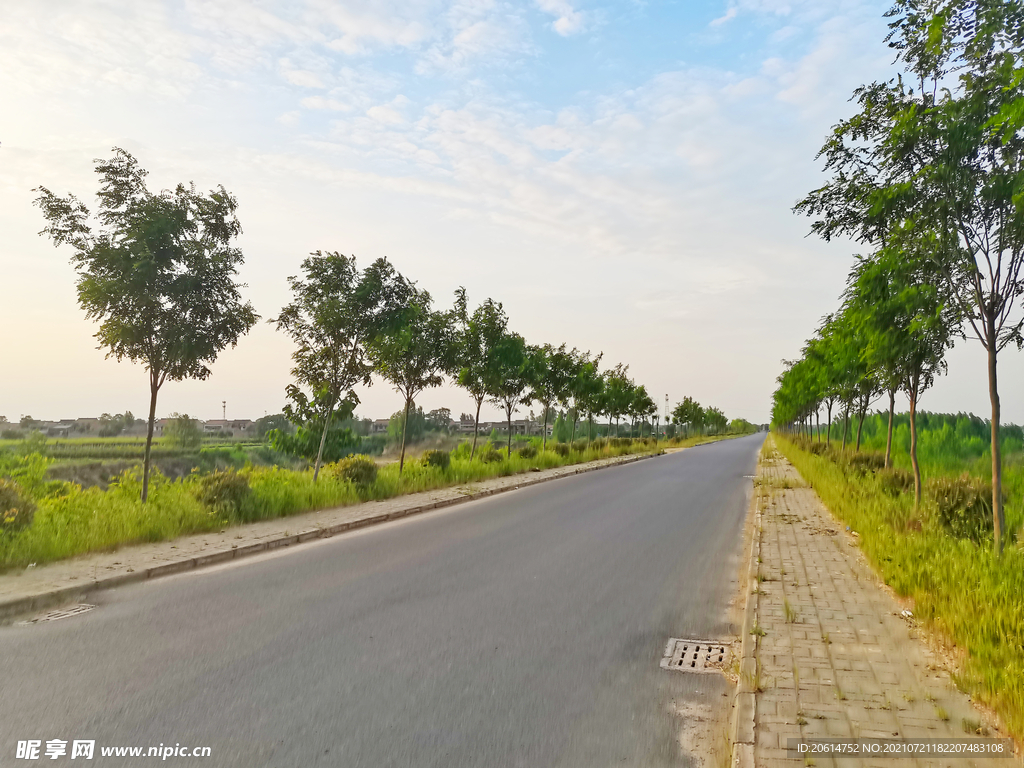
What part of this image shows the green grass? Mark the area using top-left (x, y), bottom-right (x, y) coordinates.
top-left (774, 433), bottom-right (1024, 741)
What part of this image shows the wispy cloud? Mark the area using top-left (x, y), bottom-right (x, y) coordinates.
top-left (5, 0), bottom-right (953, 425)
top-left (535, 0), bottom-right (586, 36)
top-left (709, 7), bottom-right (738, 26)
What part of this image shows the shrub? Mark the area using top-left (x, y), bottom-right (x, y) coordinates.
top-left (422, 449), bottom-right (451, 471)
top-left (591, 437), bottom-right (608, 450)
top-left (192, 469), bottom-right (252, 519)
top-left (0, 478), bottom-right (36, 534)
top-left (517, 445), bottom-right (538, 459)
top-left (807, 441), bottom-right (829, 456)
top-left (927, 473), bottom-right (995, 542)
top-left (479, 446), bottom-right (505, 464)
top-left (843, 451), bottom-right (886, 474)
top-left (327, 455), bottom-right (379, 487)
top-left (571, 440), bottom-right (588, 453)
top-left (450, 442), bottom-right (472, 460)
top-left (876, 467), bottom-right (914, 497)
top-left (551, 443), bottom-right (571, 457)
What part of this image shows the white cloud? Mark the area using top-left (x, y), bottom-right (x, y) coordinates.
top-left (301, 96), bottom-right (352, 111)
top-left (535, 0), bottom-right (586, 36)
top-left (709, 7), bottom-right (738, 26)
top-left (282, 68), bottom-right (326, 88)
top-left (14, 0), bottom-right (1002, 427)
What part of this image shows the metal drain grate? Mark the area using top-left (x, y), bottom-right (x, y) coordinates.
top-left (19, 604), bottom-right (96, 625)
top-left (660, 638), bottom-right (727, 673)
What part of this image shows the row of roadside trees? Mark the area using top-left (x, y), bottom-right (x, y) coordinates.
top-left (772, 0), bottom-right (1024, 554)
top-left (273, 256), bottom-right (662, 477)
top-left (33, 148), bottom-right (672, 497)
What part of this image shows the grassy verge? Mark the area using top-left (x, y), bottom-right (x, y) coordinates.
top-left (773, 433), bottom-right (1024, 741)
top-left (0, 433), bottom-right (748, 571)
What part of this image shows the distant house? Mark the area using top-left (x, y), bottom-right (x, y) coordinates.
top-left (72, 417), bottom-right (102, 434)
top-left (45, 421), bottom-right (76, 438)
top-left (370, 418), bottom-right (390, 435)
top-left (203, 419), bottom-right (253, 435)
top-left (484, 419), bottom-right (553, 437)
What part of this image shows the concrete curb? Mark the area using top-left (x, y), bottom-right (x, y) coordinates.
top-left (0, 451), bottom-right (663, 623)
top-left (731, 451), bottom-right (763, 768)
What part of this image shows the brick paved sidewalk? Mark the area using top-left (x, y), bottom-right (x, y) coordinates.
top-left (751, 441), bottom-right (1019, 768)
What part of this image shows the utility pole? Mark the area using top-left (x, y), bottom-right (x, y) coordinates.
top-left (222, 400), bottom-right (226, 420)
top-left (664, 394), bottom-right (669, 437)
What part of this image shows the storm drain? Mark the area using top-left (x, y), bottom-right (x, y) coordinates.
top-left (660, 638), bottom-right (727, 673)
top-left (19, 604), bottom-right (95, 625)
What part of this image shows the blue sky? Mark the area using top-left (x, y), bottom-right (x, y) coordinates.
top-left (2, 0), bottom-right (1017, 425)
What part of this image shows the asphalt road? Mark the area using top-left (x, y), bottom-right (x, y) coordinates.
top-left (1, 434), bottom-right (763, 767)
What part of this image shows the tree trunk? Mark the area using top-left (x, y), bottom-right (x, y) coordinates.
top-left (987, 340), bottom-right (1006, 554)
top-left (312, 396), bottom-right (336, 482)
top-left (815, 409), bottom-right (821, 443)
top-left (141, 375), bottom-right (160, 503)
top-left (471, 397), bottom-right (483, 460)
top-left (507, 407), bottom-right (513, 457)
top-left (909, 385), bottom-right (921, 509)
top-left (855, 397), bottom-right (866, 452)
top-left (826, 401), bottom-right (833, 445)
top-left (841, 405), bottom-right (849, 451)
top-left (399, 397), bottom-right (411, 474)
top-left (884, 389), bottom-right (895, 469)
top-left (570, 409), bottom-right (577, 444)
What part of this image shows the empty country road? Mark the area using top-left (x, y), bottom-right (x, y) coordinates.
top-left (1, 434), bottom-right (764, 767)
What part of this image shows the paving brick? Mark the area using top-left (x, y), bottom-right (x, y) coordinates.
top-left (750, 447), bottom-right (1008, 768)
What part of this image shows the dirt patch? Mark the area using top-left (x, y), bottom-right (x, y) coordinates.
top-left (673, 698), bottom-right (732, 768)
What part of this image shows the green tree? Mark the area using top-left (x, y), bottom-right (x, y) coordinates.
top-left (602, 364), bottom-right (632, 437)
top-left (272, 252), bottom-right (410, 481)
top-left (425, 407), bottom-right (452, 433)
top-left (575, 360), bottom-right (606, 443)
top-left (388, 405), bottom-right (427, 444)
top-left (558, 349), bottom-right (594, 443)
top-left (552, 411), bottom-right (572, 443)
top-left (164, 413), bottom-right (203, 451)
top-left (368, 288), bottom-right (453, 473)
top-left (846, 247), bottom-right (959, 505)
top-left (672, 397), bottom-right (704, 437)
top-left (796, 0), bottom-right (1024, 551)
top-left (34, 148), bottom-right (258, 501)
top-left (452, 289), bottom-right (508, 458)
top-left (704, 407), bottom-right (727, 435)
top-left (254, 413), bottom-right (293, 440)
top-left (629, 385), bottom-right (656, 437)
top-left (527, 344), bottom-right (574, 450)
top-left (98, 411), bottom-right (135, 437)
top-left (486, 332), bottom-right (534, 457)
top-left (268, 403), bottom-right (361, 464)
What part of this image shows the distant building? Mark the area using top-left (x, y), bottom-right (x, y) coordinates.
top-left (202, 419), bottom-right (253, 435)
top-left (370, 418), bottom-right (390, 435)
top-left (46, 421), bottom-right (76, 438)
